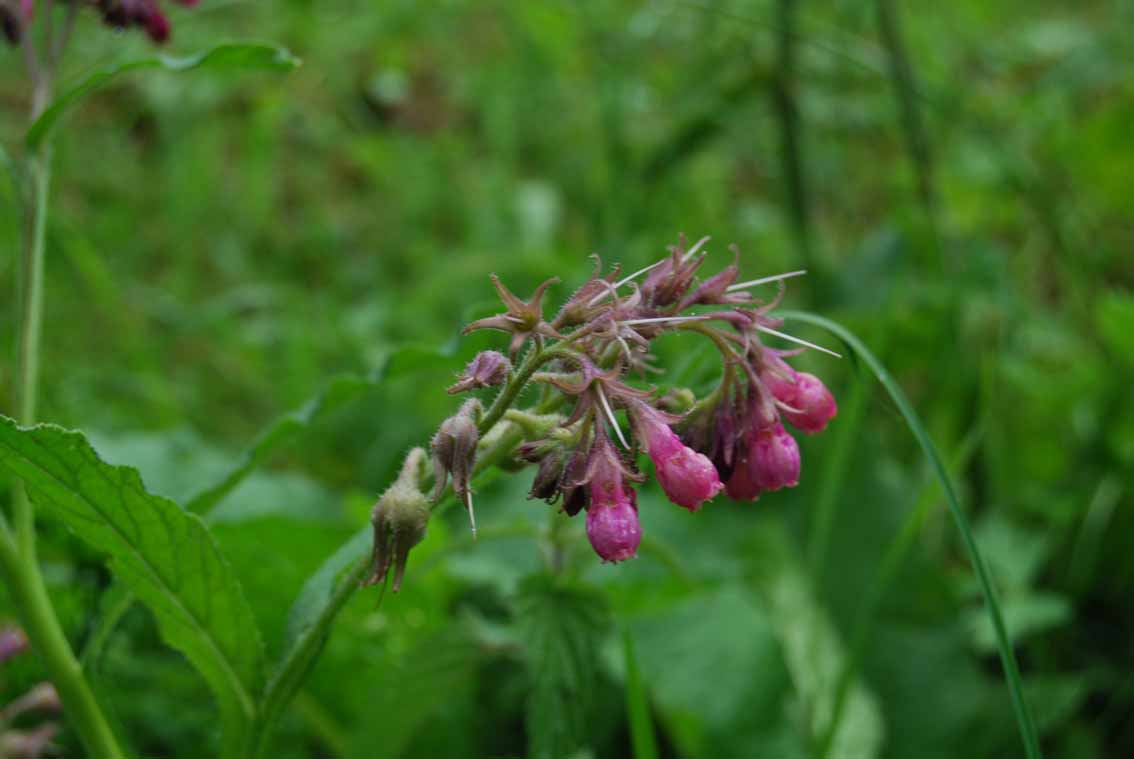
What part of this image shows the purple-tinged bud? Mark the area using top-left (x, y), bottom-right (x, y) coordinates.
top-left (0, 723), bottom-right (58, 759)
top-left (431, 399), bottom-right (481, 533)
top-left (2, 683), bottom-right (61, 721)
top-left (748, 423), bottom-right (800, 491)
top-left (779, 373), bottom-right (837, 434)
top-left (0, 626), bottom-right (28, 663)
top-left (586, 491), bottom-right (641, 562)
top-left (630, 402), bottom-right (722, 512)
top-left (448, 350), bottom-right (511, 394)
top-left (366, 448), bottom-right (431, 593)
top-left (526, 446), bottom-right (565, 502)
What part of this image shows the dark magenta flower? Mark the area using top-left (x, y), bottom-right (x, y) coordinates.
top-left (779, 372), bottom-right (837, 433)
top-left (629, 401), bottom-right (722, 511)
top-left (748, 422), bottom-right (800, 491)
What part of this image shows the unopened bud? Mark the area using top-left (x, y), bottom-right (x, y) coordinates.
top-left (656, 387), bottom-right (696, 415)
top-left (448, 351), bottom-right (511, 394)
top-left (780, 373), bottom-right (837, 434)
top-left (585, 490), bottom-right (641, 562)
top-left (432, 399), bottom-right (481, 535)
top-left (365, 448), bottom-right (431, 592)
top-left (2, 683), bottom-right (61, 721)
top-left (630, 401), bottom-right (722, 512)
top-left (749, 423), bottom-right (800, 491)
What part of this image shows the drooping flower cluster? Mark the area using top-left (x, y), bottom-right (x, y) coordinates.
top-left (2, 0), bottom-right (198, 45)
top-left (372, 236), bottom-right (838, 586)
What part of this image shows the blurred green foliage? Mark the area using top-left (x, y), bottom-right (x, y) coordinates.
top-left (1, 0), bottom-right (1132, 757)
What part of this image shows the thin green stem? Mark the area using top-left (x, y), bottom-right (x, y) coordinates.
top-left (781, 310), bottom-right (1041, 759)
top-left (12, 153), bottom-right (49, 555)
top-left (0, 44), bottom-right (128, 759)
top-left (0, 528), bottom-right (124, 758)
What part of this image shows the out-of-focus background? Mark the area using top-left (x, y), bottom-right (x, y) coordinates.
top-left (1, 1), bottom-right (1132, 757)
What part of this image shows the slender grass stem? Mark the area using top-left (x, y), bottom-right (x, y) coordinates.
top-left (780, 310), bottom-right (1042, 759)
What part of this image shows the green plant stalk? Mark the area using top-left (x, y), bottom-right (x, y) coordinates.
top-left (12, 154), bottom-right (49, 554)
top-left (0, 60), bottom-right (127, 756)
top-left (0, 534), bottom-right (124, 758)
top-left (781, 310), bottom-right (1041, 759)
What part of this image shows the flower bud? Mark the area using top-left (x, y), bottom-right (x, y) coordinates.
top-left (585, 435), bottom-right (642, 561)
top-left (656, 387), bottom-right (696, 415)
top-left (432, 399), bottom-right (481, 533)
top-left (448, 350), bottom-right (511, 394)
top-left (630, 402), bottom-right (722, 512)
top-left (780, 372), bottom-right (837, 434)
top-left (365, 448), bottom-right (431, 592)
top-left (0, 626), bottom-right (28, 663)
top-left (748, 423), bottom-right (800, 491)
top-left (585, 487), bottom-right (640, 562)
top-left (526, 446), bottom-right (565, 502)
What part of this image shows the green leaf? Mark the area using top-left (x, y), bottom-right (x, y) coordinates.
top-left (26, 42), bottom-right (301, 151)
top-left (0, 417), bottom-right (266, 752)
top-left (748, 521), bottom-right (885, 759)
top-left (344, 628), bottom-right (479, 759)
top-left (779, 310), bottom-right (1043, 759)
top-left (621, 627), bottom-right (659, 759)
top-left (516, 574), bottom-right (611, 759)
top-left (187, 344), bottom-right (458, 514)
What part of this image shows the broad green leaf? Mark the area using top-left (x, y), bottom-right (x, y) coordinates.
top-left (0, 417), bottom-right (266, 752)
top-left (26, 42), bottom-right (301, 151)
top-left (187, 344), bottom-right (458, 514)
top-left (516, 574), bottom-right (611, 759)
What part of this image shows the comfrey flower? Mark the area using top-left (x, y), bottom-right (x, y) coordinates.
top-left (371, 235), bottom-right (839, 577)
top-left (628, 400), bottom-right (722, 511)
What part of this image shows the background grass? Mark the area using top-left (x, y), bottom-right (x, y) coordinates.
top-left (1, 1), bottom-right (1132, 757)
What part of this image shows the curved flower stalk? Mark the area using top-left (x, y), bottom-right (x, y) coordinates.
top-left (368, 235), bottom-right (840, 584)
